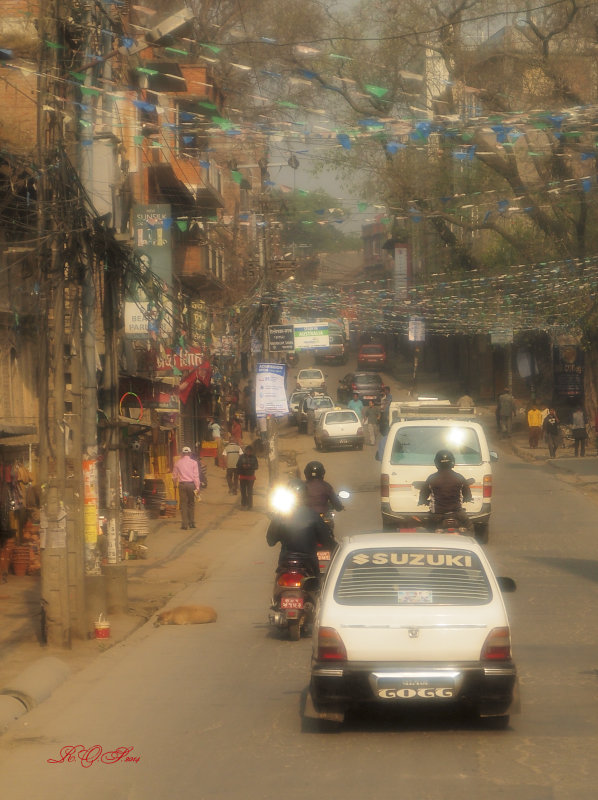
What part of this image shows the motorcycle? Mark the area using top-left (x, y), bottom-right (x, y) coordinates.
top-left (268, 554), bottom-right (319, 640)
top-left (412, 480), bottom-right (474, 534)
top-left (286, 351), bottom-right (299, 367)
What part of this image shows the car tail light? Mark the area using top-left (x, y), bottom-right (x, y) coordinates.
top-left (351, 383), bottom-right (357, 391)
top-left (357, 426), bottom-right (364, 436)
top-left (277, 571), bottom-right (303, 588)
top-left (483, 474), bottom-right (492, 499)
top-left (480, 626), bottom-right (511, 661)
top-left (317, 627), bottom-right (347, 661)
top-left (381, 472), bottom-right (389, 498)
top-left (321, 430), bottom-right (330, 438)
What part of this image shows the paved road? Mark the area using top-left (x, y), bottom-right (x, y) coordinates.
top-left (1, 359), bottom-right (598, 799)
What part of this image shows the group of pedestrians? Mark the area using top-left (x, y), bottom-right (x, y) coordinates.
top-left (347, 386), bottom-right (393, 446)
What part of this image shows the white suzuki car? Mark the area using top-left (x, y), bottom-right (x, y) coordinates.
top-left (306, 533), bottom-right (518, 729)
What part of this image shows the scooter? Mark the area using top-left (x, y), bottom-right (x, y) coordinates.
top-left (268, 553), bottom-right (320, 641)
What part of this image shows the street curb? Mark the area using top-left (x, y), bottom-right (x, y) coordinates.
top-left (0, 656), bottom-right (70, 732)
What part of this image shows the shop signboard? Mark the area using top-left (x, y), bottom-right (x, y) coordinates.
top-left (268, 324), bottom-right (295, 352)
top-left (255, 363), bottom-right (289, 417)
top-left (132, 203), bottom-right (173, 287)
top-left (124, 298), bottom-right (173, 339)
top-left (293, 322), bottom-right (329, 350)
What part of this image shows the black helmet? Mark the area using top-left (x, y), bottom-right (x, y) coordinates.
top-left (304, 460), bottom-right (325, 480)
top-left (434, 449), bottom-right (455, 470)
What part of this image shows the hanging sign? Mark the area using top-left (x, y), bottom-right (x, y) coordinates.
top-left (268, 324), bottom-right (295, 352)
top-left (408, 316), bottom-right (426, 342)
top-left (293, 322), bottom-right (329, 350)
top-left (490, 329), bottom-right (514, 345)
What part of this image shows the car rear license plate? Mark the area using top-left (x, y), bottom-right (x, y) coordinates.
top-left (318, 551), bottom-right (331, 561)
top-left (280, 597), bottom-right (303, 610)
top-left (338, 438), bottom-right (349, 445)
top-left (372, 672), bottom-right (460, 700)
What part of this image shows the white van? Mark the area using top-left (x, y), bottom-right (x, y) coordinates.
top-left (380, 409), bottom-right (497, 541)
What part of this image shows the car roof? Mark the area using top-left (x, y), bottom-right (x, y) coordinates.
top-left (339, 532), bottom-right (486, 554)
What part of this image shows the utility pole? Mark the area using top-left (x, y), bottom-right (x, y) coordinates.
top-left (258, 157), bottom-right (279, 485)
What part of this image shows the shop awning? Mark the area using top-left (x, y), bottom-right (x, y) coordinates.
top-left (148, 164), bottom-right (196, 212)
top-left (0, 424), bottom-right (36, 438)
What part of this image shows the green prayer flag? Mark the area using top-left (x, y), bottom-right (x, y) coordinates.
top-left (231, 170), bottom-right (243, 184)
top-left (365, 84), bottom-right (388, 98)
top-left (176, 220), bottom-right (188, 232)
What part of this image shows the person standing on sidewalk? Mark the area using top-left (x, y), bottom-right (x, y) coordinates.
top-left (236, 445), bottom-right (259, 509)
top-left (527, 402), bottom-right (543, 449)
top-left (571, 406), bottom-right (588, 457)
top-left (222, 436), bottom-right (243, 495)
top-left (172, 446), bottom-right (200, 530)
top-left (363, 400), bottom-right (380, 446)
top-left (543, 409), bottom-right (560, 458)
top-left (497, 387), bottom-right (516, 439)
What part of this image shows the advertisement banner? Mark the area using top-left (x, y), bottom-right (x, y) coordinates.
top-left (255, 363), bottom-right (289, 417)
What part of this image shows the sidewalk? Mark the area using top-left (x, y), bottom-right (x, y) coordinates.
top-left (0, 451), bottom-right (270, 695)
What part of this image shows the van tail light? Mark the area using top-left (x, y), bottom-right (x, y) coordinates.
top-left (381, 473), bottom-right (389, 498)
top-left (317, 627), bottom-right (347, 661)
top-left (481, 627), bottom-right (511, 661)
top-left (277, 571), bottom-right (303, 588)
top-left (483, 474), bottom-right (492, 499)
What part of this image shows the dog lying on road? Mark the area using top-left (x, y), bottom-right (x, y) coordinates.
top-left (154, 605), bottom-right (217, 626)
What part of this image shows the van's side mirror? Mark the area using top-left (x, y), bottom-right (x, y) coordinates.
top-left (490, 450), bottom-right (499, 461)
top-left (496, 576), bottom-right (516, 593)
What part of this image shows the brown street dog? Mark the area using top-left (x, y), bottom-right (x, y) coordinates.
top-left (154, 605), bottom-right (217, 626)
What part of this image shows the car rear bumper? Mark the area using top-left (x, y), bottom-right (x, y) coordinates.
top-left (310, 660), bottom-right (516, 717)
top-left (381, 503), bottom-right (491, 528)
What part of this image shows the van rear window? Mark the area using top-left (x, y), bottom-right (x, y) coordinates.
top-left (334, 548), bottom-right (491, 606)
top-left (389, 426), bottom-right (482, 466)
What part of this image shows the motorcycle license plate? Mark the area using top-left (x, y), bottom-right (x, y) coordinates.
top-left (318, 551), bottom-right (331, 561)
top-left (281, 597), bottom-right (303, 610)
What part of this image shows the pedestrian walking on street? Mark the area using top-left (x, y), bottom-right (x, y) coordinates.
top-left (243, 382), bottom-right (256, 434)
top-left (571, 406), bottom-right (588, 456)
top-left (543, 409), bottom-right (560, 458)
top-left (363, 400), bottom-right (379, 446)
top-left (172, 446), bottom-right (200, 530)
top-left (236, 445), bottom-right (259, 509)
top-left (527, 402), bottom-right (543, 449)
top-left (496, 387), bottom-right (516, 439)
top-left (230, 415), bottom-right (243, 446)
top-left (222, 436), bottom-right (243, 495)
top-left (348, 392), bottom-right (364, 419)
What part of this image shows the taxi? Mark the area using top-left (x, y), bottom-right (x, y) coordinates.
top-left (305, 533), bottom-right (518, 729)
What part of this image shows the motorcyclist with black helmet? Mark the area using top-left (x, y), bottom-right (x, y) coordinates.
top-left (266, 478), bottom-right (337, 579)
top-left (303, 461), bottom-right (345, 519)
top-left (418, 449), bottom-right (473, 529)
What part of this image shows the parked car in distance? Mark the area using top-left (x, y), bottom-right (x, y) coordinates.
top-left (314, 409), bottom-right (364, 451)
top-left (288, 390), bottom-right (309, 425)
top-left (337, 372), bottom-right (386, 405)
top-left (296, 368), bottom-right (327, 393)
top-left (315, 333), bottom-right (347, 366)
top-left (297, 394), bottom-right (335, 433)
top-left (305, 532), bottom-right (518, 730)
top-left (357, 343), bottom-right (386, 370)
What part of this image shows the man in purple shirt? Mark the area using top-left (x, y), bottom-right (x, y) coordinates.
top-left (172, 446), bottom-right (200, 529)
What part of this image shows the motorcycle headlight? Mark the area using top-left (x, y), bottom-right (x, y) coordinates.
top-left (268, 486), bottom-right (298, 515)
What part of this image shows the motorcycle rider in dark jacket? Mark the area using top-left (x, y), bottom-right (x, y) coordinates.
top-left (267, 480), bottom-right (337, 579)
top-left (418, 449), bottom-right (473, 528)
top-left (303, 460), bottom-right (344, 516)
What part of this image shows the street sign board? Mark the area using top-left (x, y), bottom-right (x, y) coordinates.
top-left (293, 322), bottom-right (329, 350)
top-left (268, 324), bottom-right (295, 352)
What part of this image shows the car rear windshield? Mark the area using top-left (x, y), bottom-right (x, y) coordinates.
top-left (326, 411), bottom-right (358, 425)
top-left (361, 345), bottom-right (383, 354)
top-left (389, 425), bottom-right (482, 466)
top-left (334, 548), bottom-right (492, 606)
top-left (299, 370), bottom-right (323, 379)
top-left (314, 397), bottom-right (333, 408)
top-left (354, 373), bottom-right (382, 386)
